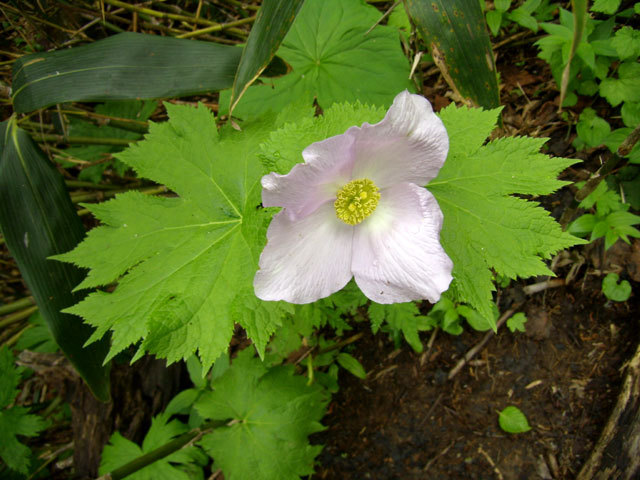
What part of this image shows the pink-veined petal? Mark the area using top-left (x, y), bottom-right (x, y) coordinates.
top-left (261, 132), bottom-right (357, 221)
top-left (350, 90), bottom-right (449, 188)
top-left (352, 182), bottom-right (453, 304)
top-left (254, 203), bottom-right (354, 303)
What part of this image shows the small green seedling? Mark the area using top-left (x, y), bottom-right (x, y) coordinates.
top-left (498, 406), bottom-right (532, 433)
top-left (507, 312), bottom-right (528, 333)
top-left (602, 273), bottom-right (632, 302)
top-left (336, 353), bottom-right (367, 380)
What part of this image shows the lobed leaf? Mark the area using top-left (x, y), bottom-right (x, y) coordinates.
top-left (0, 348), bottom-right (48, 474)
top-left (599, 62), bottom-right (640, 107)
top-left (196, 350), bottom-right (327, 480)
top-left (223, 0), bottom-right (412, 119)
top-left (428, 105), bottom-right (585, 319)
top-left (55, 104), bottom-right (295, 367)
top-left (368, 302), bottom-right (430, 352)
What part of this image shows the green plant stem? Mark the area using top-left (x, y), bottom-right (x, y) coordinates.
top-left (78, 11), bottom-right (127, 33)
top-left (224, 0), bottom-right (260, 11)
top-left (138, 19), bottom-right (241, 44)
top-left (2, 323), bottom-right (32, 348)
top-left (0, 305), bottom-right (38, 328)
top-left (40, 395), bottom-right (63, 418)
top-left (100, 19), bottom-right (126, 34)
top-left (316, 332), bottom-right (364, 355)
top-left (29, 133), bottom-right (134, 146)
top-left (96, 419), bottom-right (229, 480)
top-left (18, 119), bottom-right (56, 132)
top-left (293, 332), bottom-right (364, 367)
top-left (65, 180), bottom-right (128, 190)
top-left (71, 185), bottom-right (167, 204)
top-left (103, 0), bottom-right (245, 29)
top-left (59, 109), bottom-right (149, 134)
top-left (0, 296), bottom-right (35, 316)
top-left (177, 16), bottom-right (255, 39)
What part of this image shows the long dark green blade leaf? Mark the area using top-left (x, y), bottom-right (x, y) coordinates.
top-left (0, 118), bottom-right (110, 401)
top-left (405, 0), bottom-right (500, 108)
top-left (229, 0), bottom-right (305, 116)
top-left (12, 32), bottom-right (242, 113)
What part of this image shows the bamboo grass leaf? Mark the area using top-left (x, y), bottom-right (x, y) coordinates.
top-left (405, 0), bottom-right (500, 108)
top-left (12, 32), bottom-right (242, 113)
top-left (0, 118), bottom-right (110, 401)
top-left (229, 0), bottom-right (305, 116)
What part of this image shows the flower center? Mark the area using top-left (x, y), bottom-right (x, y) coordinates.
top-left (334, 178), bottom-right (380, 225)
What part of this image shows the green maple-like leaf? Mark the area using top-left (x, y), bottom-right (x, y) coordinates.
top-left (428, 105), bottom-right (585, 320)
top-left (507, 312), bottom-right (528, 333)
top-left (196, 349), bottom-right (327, 480)
top-left (591, 0), bottom-right (621, 15)
top-left (0, 348), bottom-right (48, 474)
top-left (0, 408), bottom-right (47, 474)
top-left (599, 62), bottom-right (640, 107)
top-left (611, 26), bottom-right (640, 61)
top-left (368, 303), bottom-right (434, 352)
top-left (0, 347), bottom-right (20, 409)
top-left (99, 413), bottom-right (207, 480)
top-left (56, 103), bottom-right (296, 367)
top-left (222, 0), bottom-right (412, 119)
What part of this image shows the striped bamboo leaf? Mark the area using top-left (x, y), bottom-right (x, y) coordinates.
top-left (405, 0), bottom-right (500, 108)
top-left (0, 118), bottom-right (111, 401)
top-left (12, 32), bottom-right (242, 113)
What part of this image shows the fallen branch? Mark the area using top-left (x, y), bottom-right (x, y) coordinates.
top-left (576, 341), bottom-right (640, 480)
top-left (523, 278), bottom-right (565, 295)
top-left (447, 303), bottom-right (522, 381)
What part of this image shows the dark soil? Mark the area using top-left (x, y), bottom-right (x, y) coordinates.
top-left (313, 272), bottom-right (639, 479)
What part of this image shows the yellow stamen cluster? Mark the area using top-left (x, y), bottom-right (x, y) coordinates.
top-left (334, 178), bottom-right (380, 225)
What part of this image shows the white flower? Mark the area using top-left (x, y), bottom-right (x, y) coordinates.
top-left (254, 91), bottom-right (453, 304)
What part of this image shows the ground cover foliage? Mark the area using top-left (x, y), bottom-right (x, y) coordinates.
top-left (0, 0), bottom-right (639, 479)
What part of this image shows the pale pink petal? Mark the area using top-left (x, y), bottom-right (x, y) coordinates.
top-left (350, 91), bottom-right (449, 188)
top-left (254, 202), bottom-right (354, 303)
top-left (352, 182), bottom-right (453, 304)
top-left (261, 132), bottom-right (357, 221)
